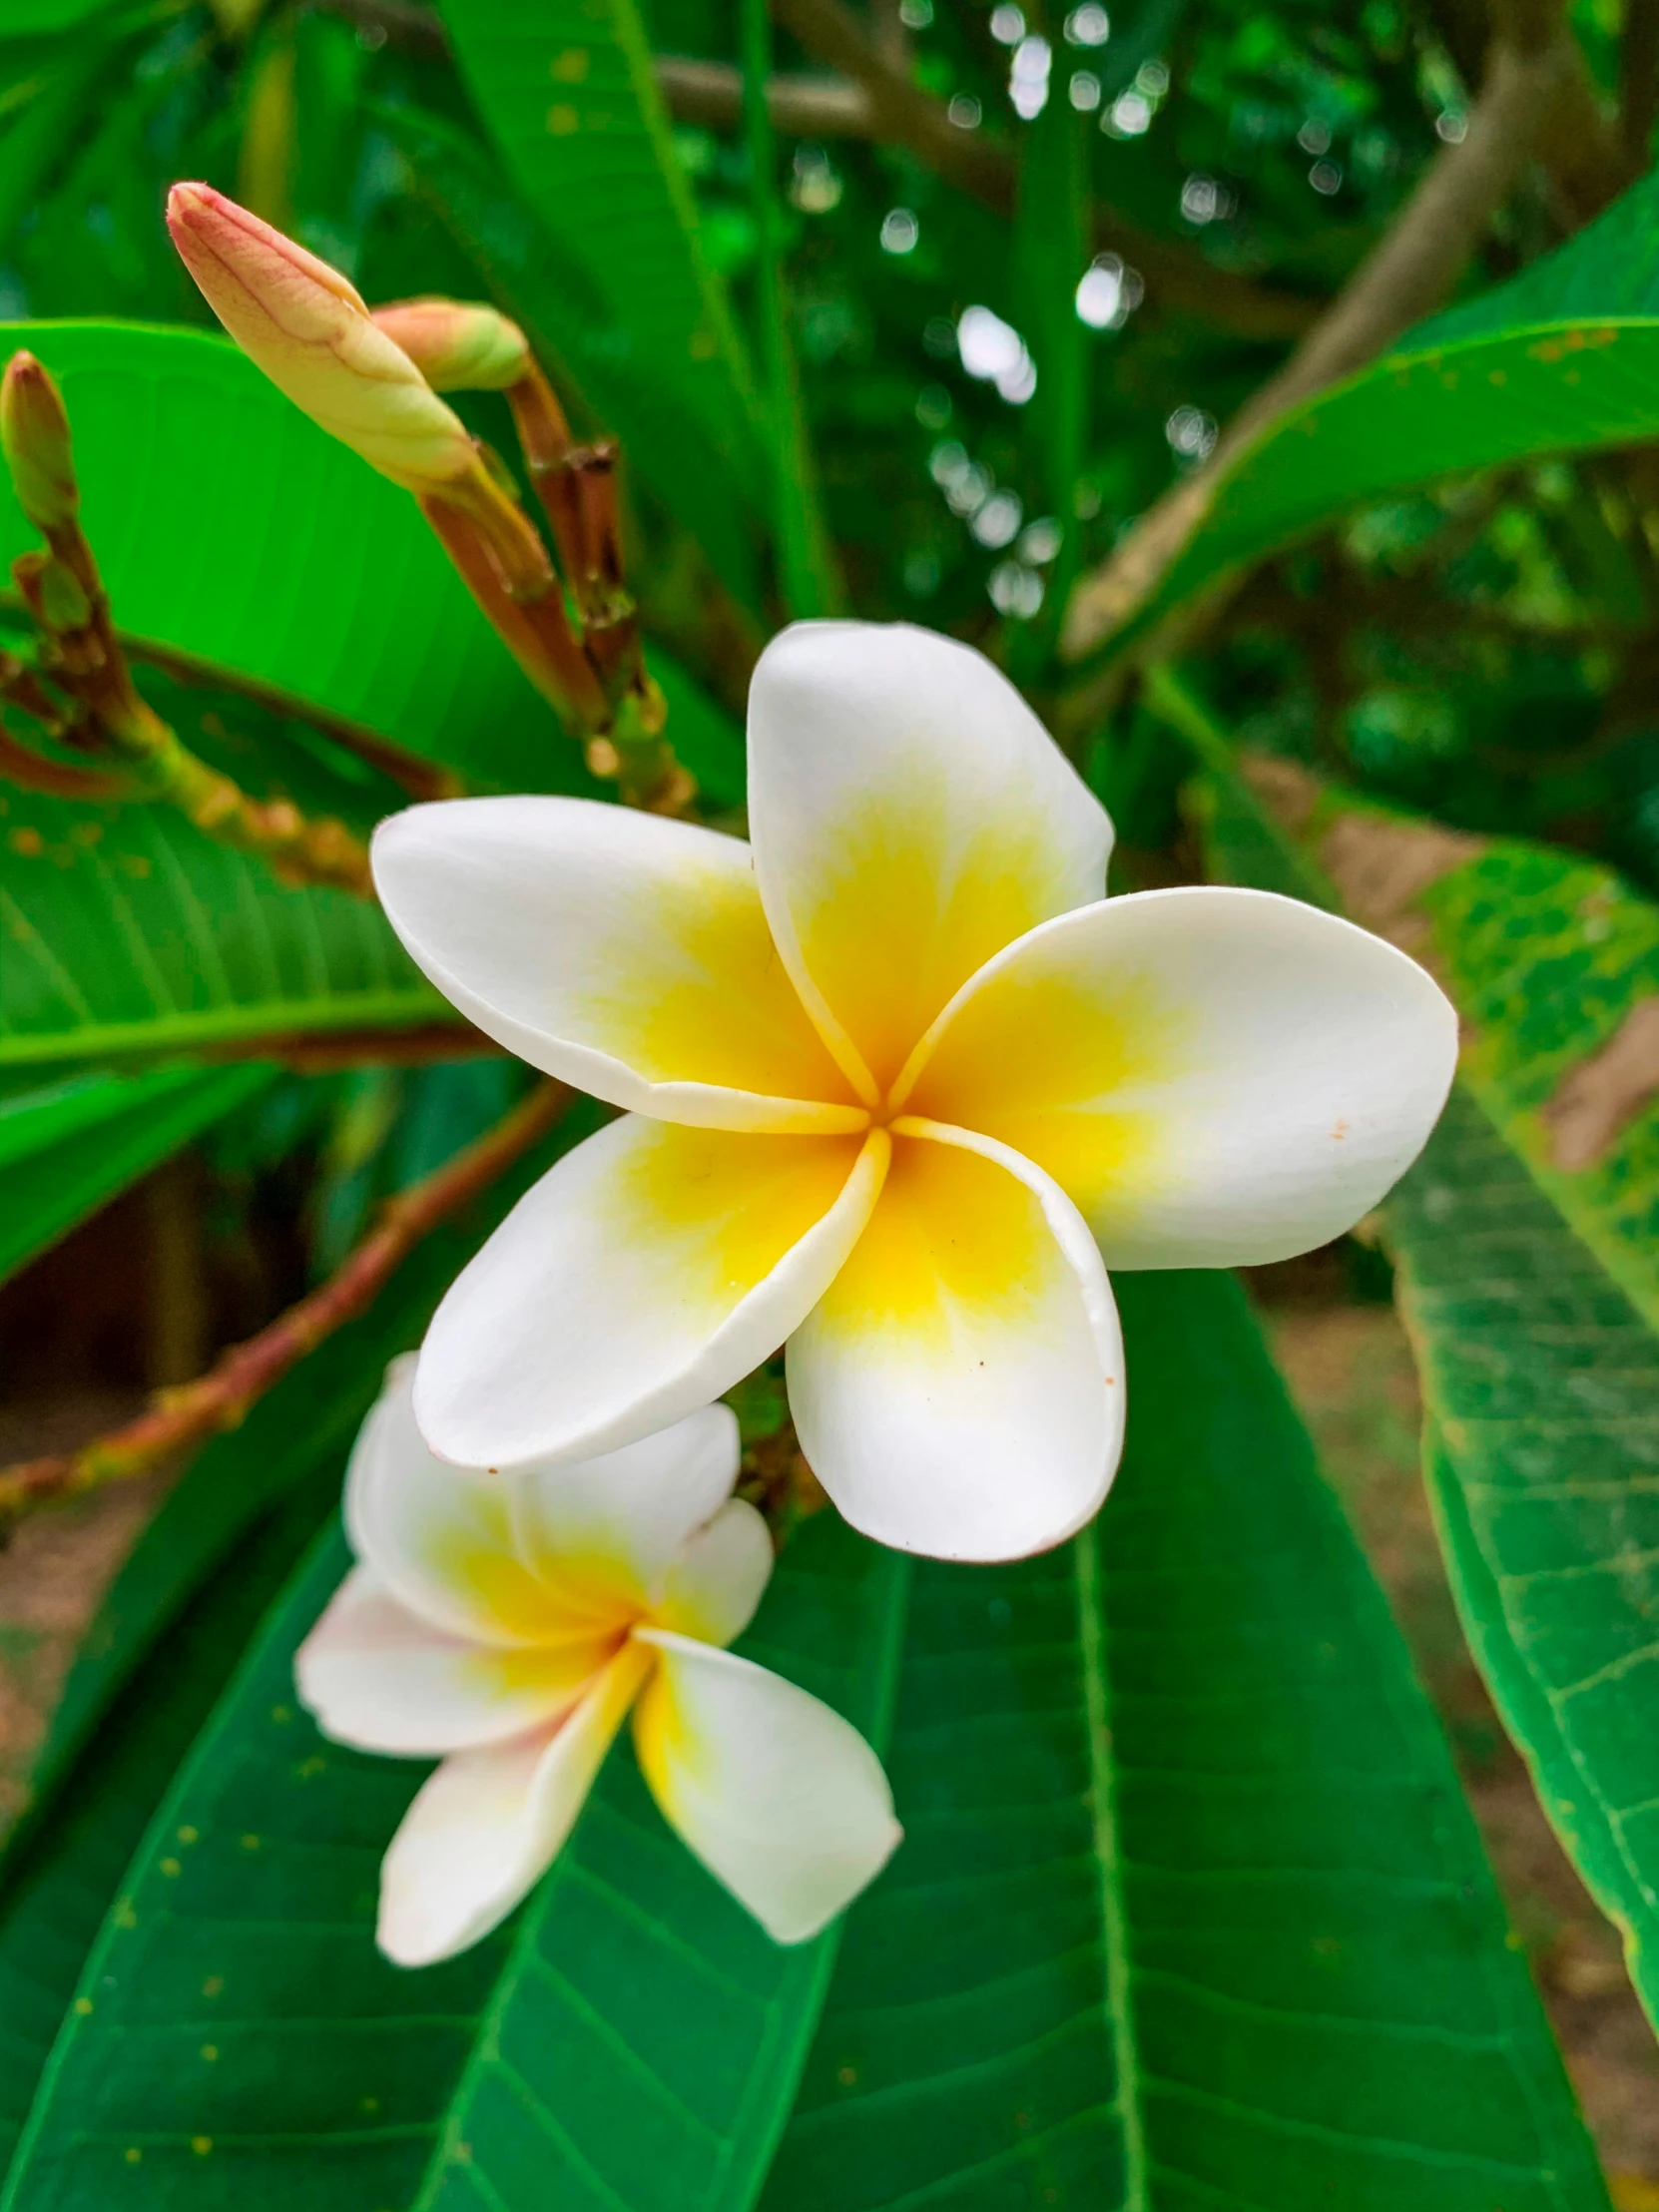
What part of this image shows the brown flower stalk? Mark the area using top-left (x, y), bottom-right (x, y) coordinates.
top-left (0, 1078), bottom-right (573, 1525)
top-left (1, 351), bottom-right (376, 894)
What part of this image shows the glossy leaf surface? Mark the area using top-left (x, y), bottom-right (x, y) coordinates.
top-left (2, 1275), bottom-right (1603, 2210)
top-left (1, 1514), bottom-right (907, 2209)
top-left (1193, 725), bottom-right (1659, 2037)
top-left (0, 1095), bottom-right (600, 2176)
top-left (0, 322), bottom-right (566, 787)
top-left (1119, 173), bottom-right (1659, 650)
top-left (0, 784), bottom-right (446, 1074)
top-left (433, 0), bottom-right (767, 527)
top-left (763, 1271), bottom-right (1605, 2211)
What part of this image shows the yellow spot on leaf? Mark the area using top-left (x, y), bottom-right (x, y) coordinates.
top-left (160, 1858), bottom-right (181, 1878)
top-left (548, 103), bottom-right (580, 134)
top-left (551, 46), bottom-right (589, 79)
top-left (74, 1996), bottom-right (93, 2016)
top-left (201, 2044), bottom-right (219, 2062)
top-left (192, 2136), bottom-right (212, 2157)
top-left (9, 828), bottom-right (42, 856)
top-left (203, 1975), bottom-right (225, 1997)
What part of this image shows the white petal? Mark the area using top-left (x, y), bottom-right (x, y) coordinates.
top-left (747, 621), bottom-right (1113, 1099)
top-left (509, 1403), bottom-right (743, 1622)
top-left (377, 1642), bottom-right (652, 1967)
top-left (372, 798), bottom-right (863, 1133)
top-left (344, 1359), bottom-right (567, 1646)
top-left (415, 1116), bottom-right (890, 1469)
top-left (296, 1565), bottom-right (613, 1755)
top-left (903, 885), bottom-right (1459, 1268)
top-left (787, 1120), bottom-right (1124, 1562)
top-left (632, 1630), bottom-right (899, 1944)
top-left (651, 1499), bottom-right (774, 1647)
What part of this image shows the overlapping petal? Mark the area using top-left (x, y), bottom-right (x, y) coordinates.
top-left (747, 622), bottom-right (1113, 1099)
top-left (295, 1567), bottom-right (615, 1755)
top-left (652, 1499), bottom-right (774, 1646)
top-left (632, 1630), bottom-right (900, 1943)
top-left (416, 1116), bottom-right (890, 1469)
top-left (372, 799), bottom-right (862, 1131)
top-left (345, 1359), bottom-right (563, 1645)
top-left (788, 1120), bottom-right (1123, 1562)
top-left (377, 1642), bottom-right (654, 1967)
top-left (902, 885), bottom-right (1458, 1268)
top-left (509, 1403), bottom-right (743, 1624)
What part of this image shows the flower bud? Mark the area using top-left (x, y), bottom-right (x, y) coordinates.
top-left (1, 351), bottom-right (78, 532)
top-left (369, 298), bottom-right (531, 393)
top-left (165, 182), bottom-right (480, 497)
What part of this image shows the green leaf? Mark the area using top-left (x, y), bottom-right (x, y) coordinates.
top-left (0, 321), bottom-right (574, 789)
top-left (0, 1063), bottom-right (276, 1284)
top-left (0, 1093), bottom-right (602, 2166)
top-left (0, 1470), bottom-right (338, 2174)
top-left (1, 1511), bottom-right (907, 2208)
top-left (1400, 1100), bottom-right (1659, 2031)
top-left (431, 0), bottom-right (768, 504)
top-left (739, 0), bottom-right (839, 620)
top-left (378, 101), bottom-right (768, 616)
top-left (761, 1271), bottom-right (1606, 2211)
top-left (0, 784), bottom-right (446, 1075)
top-left (1184, 700), bottom-right (1659, 2037)
top-left (1118, 171), bottom-right (1659, 650)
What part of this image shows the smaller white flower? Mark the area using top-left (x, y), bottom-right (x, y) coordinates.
top-left (296, 1361), bottom-right (900, 1966)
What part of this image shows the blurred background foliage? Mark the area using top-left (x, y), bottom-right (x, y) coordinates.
top-left (11, 0), bottom-right (1659, 890)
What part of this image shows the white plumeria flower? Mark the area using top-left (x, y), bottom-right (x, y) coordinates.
top-left (373, 621), bottom-right (1457, 1563)
top-left (296, 1363), bottom-right (900, 1965)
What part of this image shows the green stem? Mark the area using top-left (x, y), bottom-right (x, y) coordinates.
top-left (742, 0), bottom-right (841, 618)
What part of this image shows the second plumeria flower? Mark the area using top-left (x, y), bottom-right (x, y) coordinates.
top-left (297, 1365), bottom-right (899, 1965)
top-left (373, 620), bottom-right (1458, 1562)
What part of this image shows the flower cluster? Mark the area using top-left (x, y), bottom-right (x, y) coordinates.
top-left (179, 184), bottom-right (1458, 1960)
top-left (299, 1366), bottom-right (898, 1964)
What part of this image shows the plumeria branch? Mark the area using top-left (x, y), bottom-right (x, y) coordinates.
top-left (0, 1077), bottom-right (573, 1528)
top-left (0, 352), bottom-right (376, 894)
top-left (1059, 26), bottom-right (1586, 668)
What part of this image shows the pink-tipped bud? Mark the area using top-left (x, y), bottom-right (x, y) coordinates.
top-left (1, 352), bottom-right (78, 532)
top-left (165, 182), bottom-right (479, 497)
top-left (370, 298), bottom-right (531, 393)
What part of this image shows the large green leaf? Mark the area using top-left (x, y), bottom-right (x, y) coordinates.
top-left (376, 100), bottom-right (767, 615)
top-left (1, 1513), bottom-right (907, 2208)
top-left (0, 1093), bottom-right (601, 2165)
top-left (0, 1473), bottom-right (337, 2175)
top-left (1110, 171), bottom-right (1659, 652)
top-left (0, 322), bottom-right (573, 789)
top-left (1184, 698), bottom-right (1659, 2034)
top-left (1, 1261), bottom-right (1606, 2205)
top-left (761, 1271), bottom-right (1606, 2211)
top-left (0, 1063), bottom-right (276, 1284)
top-left (1401, 1100), bottom-right (1659, 2029)
top-left (433, 0), bottom-right (767, 520)
top-left (0, 783), bottom-right (447, 1074)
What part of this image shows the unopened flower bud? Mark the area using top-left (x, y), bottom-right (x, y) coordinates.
top-left (165, 182), bottom-right (480, 498)
top-left (1, 352), bottom-right (78, 532)
top-left (370, 298), bottom-right (531, 393)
